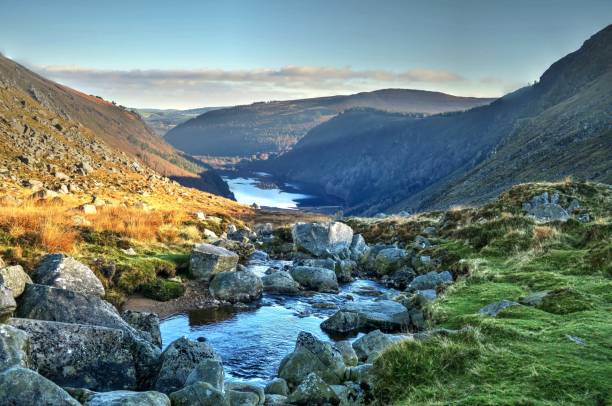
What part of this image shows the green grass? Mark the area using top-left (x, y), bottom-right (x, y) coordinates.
top-left (370, 182), bottom-right (612, 405)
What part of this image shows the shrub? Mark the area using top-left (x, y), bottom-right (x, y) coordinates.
top-left (141, 279), bottom-right (185, 301)
top-left (117, 265), bottom-right (156, 294)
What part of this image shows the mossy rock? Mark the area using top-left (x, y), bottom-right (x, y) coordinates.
top-left (537, 288), bottom-right (594, 314)
top-left (141, 279), bottom-right (185, 301)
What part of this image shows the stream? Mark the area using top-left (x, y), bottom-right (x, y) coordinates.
top-left (159, 258), bottom-right (398, 384)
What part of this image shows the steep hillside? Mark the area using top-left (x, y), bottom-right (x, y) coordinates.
top-left (0, 54), bottom-right (234, 198)
top-left (263, 25), bottom-right (612, 215)
top-left (164, 89), bottom-right (495, 156)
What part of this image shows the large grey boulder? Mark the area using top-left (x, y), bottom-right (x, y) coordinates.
top-left (265, 378), bottom-right (289, 396)
top-left (373, 247), bottom-right (408, 275)
top-left (347, 364), bottom-right (375, 388)
top-left (0, 265), bottom-right (32, 298)
top-left (209, 269), bottom-right (263, 303)
top-left (352, 330), bottom-right (409, 362)
top-left (334, 340), bottom-right (358, 367)
top-left (0, 284), bottom-right (16, 322)
top-left (185, 359), bottom-right (224, 391)
top-left (226, 382), bottom-right (265, 406)
top-left (76, 389), bottom-right (171, 406)
top-left (33, 254), bottom-right (104, 297)
top-left (320, 311), bottom-right (365, 335)
top-left (286, 372), bottom-right (339, 405)
top-left (296, 258), bottom-right (336, 270)
top-left (169, 381), bottom-right (228, 406)
top-left (9, 318), bottom-right (138, 391)
top-left (189, 243), bottom-right (239, 280)
top-left (522, 191), bottom-right (570, 223)
top-left (0, 324), bottom-right (30, 371)
top-left (349, 234), bottom-right (369, 261)
top-left (155, 337), bottom-right (220, 394)
top-left (292, 222), bottom-right (353, 257)
top-left (122, 310), bottom-right (162, 348)
top-left (16, 284), bottom-right (161, 386)
top-left (262, 271), bottom-right (301, 295)
top-left (264, 394), bottom-right (289, 405)
top-left (278, 331), bottom-right (346, 386)
top-left (289, 266), bottom-right (338, 293)
top-left (341, 300), bottom-right (410, 332)
top-left (408, 271), bottom-right (453, 291)
top-left (0, 367), bottom-right (80, 405)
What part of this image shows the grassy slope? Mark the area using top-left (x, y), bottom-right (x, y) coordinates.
top-left (352, 181), bottom-right (611, 405)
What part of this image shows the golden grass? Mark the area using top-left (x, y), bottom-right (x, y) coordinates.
top-left (532, 225), bottom-right (559, 243)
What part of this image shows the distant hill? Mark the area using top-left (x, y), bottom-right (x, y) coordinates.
top-left (136, 107), bottom-right (222, 136)
top-left (0, 54), bottom-right (232, 198)
top-left (261, 25), bottom-right (612, 215)
top-left (164, 89), bottom-right (495, 157)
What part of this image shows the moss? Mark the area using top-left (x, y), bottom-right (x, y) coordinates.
top-left (140, 278), bottom-right (185, 301)
top-left (537, 288), bottom-right (594, 314)
top-left (104, 288), bottom-right (126, 310)
top-left (117, 265), bottom-right (156, 294)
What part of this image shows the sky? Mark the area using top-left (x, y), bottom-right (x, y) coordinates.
top-left (1, 0), bottom-right (610, 109)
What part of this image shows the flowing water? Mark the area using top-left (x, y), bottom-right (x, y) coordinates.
top-left (159, 258), bottom-right (397, 384)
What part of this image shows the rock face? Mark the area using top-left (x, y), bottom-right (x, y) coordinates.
top-left (33, 254), bottom-right (105, 297)
top-left (0, 367), bottom-right (80, 405)
top-left (0, 324), bottom-right (31, 371)
top-left (0, 265), bottom-right (32, 298)
top-left (189, 243), bottom-right (239, 280)
top-left (289, 266), bottom-right (339, 293)
top-left (262, 271), bottom-right (301, 295)
top-left (0, 284), bottom-right (16, 322)
top-left (209, 269), bottom-right (263, 303)
top-left (408, 271), bottom-right (453, 291)
top-left (169, 381), bottom-right (228, 406)
top-left (155, 337), bottom-right (220, 394)
top-left (292, 222), bottom-right (354, 257)
top-left (9, 318), bottom-right (138, 391)
top-left (286, 372), bottom-right (340, 405)
top-left (278, 331), bottom-right (346, 386)
top-left (185, 359), bottom-right (224, 392)
top-left (122, 310), bottom-right (162, 348)
top-left (341, 300), bottom-right (410, 332)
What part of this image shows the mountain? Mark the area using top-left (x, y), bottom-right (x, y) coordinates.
top-left (136, 107), bottom-right (222, 136)
top-left (0, 54), bottom-right (232, 198)
top-left (261, 25), bottom-right (612, 215)
top-left (164, 89), bottom-right (495, 157)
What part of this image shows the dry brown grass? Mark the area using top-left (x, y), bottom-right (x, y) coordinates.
top-left (533, 225), bottom-right (559, 243)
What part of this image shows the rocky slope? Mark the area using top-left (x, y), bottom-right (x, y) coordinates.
top-left (262, 25), bottom-right (612, 215)
top-left (164, 89), bottom-right (495, 157)
top-left (0, 54), bottom-right (232, 197)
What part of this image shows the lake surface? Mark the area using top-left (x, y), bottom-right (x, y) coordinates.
top-left (159, 258), bottom-right (397, 384)
top-left (222, 172), bottom-right (341, 212)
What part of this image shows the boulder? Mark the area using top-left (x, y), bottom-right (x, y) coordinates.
top-left (278, 331), bottom-right (346, 386)
top-left (185, 359), bottom-right (224, 391)
top-left (155, 337), bottom-right (220, 394)
top-left (522, 192), bottom-right (570, 223)
top-left (414, 235), bottom-right (431, 249)
top-left (264, 394), bottom-right (289, 405)
top-left (122, 310), bottom-right (162, 348)
top-left (0, 265), bottom-right (32, 298)
top-left (209, 269), bottom-right (263, 303)
top-left (334, 340), bottom-right (358, 367)
top-left (320, 311), bottom-right (365, 335)
top-left (189, 243), bottom-right (239, 280)
top-left (265, 378), bottom-right (289, 396)
top-left (352, 330), bottom-right (409, 362)
top-left (349, 234), bottom-right (369, 261)
top-left (286, 372), bottom-right (339, 405)
top-left (292, 222), bottom-right (353, 257)
top-left (296, 258), bottom-right (336, 271)
top-left (381, 267), bottom-right (415, 290)
top-left (519, 291), bottom-right (550, 307)
top-left (373, 247), bottom-right (409, 275)
top-left (342, 300), bottom-right (410, 332)
top-left (169, 381), bottom-right (228, 406)
top-left (226, 382), bottom-right (265, 405)
top-left (335, 259), bottom-right (357, 283)
top-left (347, 364), bottom-right (375, 387)
top-left (78, 390), bottom-right (170, 406)
top-left (408, 271), bottom-right (453, 291)
top-left (0, 324), bottom-right (30, 371)
top-left (289, 266), bottom-right (339, 293)
top-left (33, 254), bottom-right (104, 297)
top-left (0, 284), bottom-right (16, 322)
top-left (332, 382), bottom-right (368, 405)
top-left (0, 367), bottom-right (80, 405)
top-left (479, 300), bottom-right (519, 317)
top-left (262, 271), bottom-right (300, 295)
top-left (9, 318), bottom-right (138, 391)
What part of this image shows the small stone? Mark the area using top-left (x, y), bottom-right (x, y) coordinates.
top-left (479, 300), bottom-right (519, 317)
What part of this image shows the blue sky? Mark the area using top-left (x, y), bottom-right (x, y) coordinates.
top-left (1, 0), bottom-right (610, 108)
